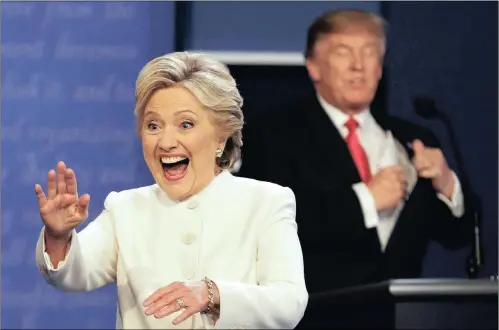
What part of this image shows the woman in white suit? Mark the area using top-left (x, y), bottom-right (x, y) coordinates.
top-left (34, 52), bottom-right (308, 329)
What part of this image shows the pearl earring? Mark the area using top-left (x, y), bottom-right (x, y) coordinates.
top-left (216, 149), bottom-right (223, 157)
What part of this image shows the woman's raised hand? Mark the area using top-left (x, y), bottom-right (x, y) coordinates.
top-left (34, 161), bottom-right (90, 239)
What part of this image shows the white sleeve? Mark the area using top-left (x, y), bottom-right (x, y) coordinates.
top-left (351, 182), bottom-right (380, 228)
top-left (35, 192), bottom-right (120, 292)
top-left (203, 187), bottom-right (308, 329)
top-left (436, 171), bottom-right (465, 217)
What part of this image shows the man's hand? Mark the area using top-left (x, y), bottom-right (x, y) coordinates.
top-left (368, 165), bottom-right (406, 211)
top-left (412, 139), bottom-right (455, 199)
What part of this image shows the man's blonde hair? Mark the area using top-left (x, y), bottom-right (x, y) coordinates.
top-left (305, 9), bottom-right (387, 58)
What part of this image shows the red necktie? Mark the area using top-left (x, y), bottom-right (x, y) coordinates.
top-left (345, 117), bottom-right (372, 183)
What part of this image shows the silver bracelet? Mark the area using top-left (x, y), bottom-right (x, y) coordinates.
top-left (201, 276), bottom-right (215, 314)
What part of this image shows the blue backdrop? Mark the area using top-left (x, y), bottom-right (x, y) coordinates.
top-left (1, 2), bottom-right (174, 328)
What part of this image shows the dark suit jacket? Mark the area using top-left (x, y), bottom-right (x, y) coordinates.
top-left (238, 94), bottom-right (473, 294)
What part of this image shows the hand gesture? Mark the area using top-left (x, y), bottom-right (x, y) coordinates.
top-left (368, 165), bottom-right (406, 211)
top-left (34, 161), bottom-right (90, 239)
top-left (412, 139), bottom-right (454, 197)
top-left (143, 281), bottom-right (215, 325)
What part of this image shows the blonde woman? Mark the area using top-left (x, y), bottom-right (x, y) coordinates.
top-left (35, 52), bottom-right (308, 329)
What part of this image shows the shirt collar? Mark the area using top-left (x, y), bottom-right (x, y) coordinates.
top-left (316, 93), bottom-right (371, 131)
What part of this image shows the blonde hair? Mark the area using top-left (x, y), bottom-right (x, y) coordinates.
top-left (305, 9), bottom-right (387, 58)
top-left (134, 52), bottom-right (244, 170)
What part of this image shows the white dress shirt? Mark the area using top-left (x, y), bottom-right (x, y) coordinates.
top-left (317, 95), bottom-right (464, 249)
top-left (36, 171), bottom-right (308, 329)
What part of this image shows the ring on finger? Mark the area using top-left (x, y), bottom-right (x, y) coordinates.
top-left (176, 297), bottom-right (186, 309)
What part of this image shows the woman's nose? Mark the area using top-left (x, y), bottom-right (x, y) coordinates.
top-left (158, 129), bottom-right (178, 150)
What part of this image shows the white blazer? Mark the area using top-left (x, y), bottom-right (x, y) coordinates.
top-left (35, 171), bottom-right (308, 329)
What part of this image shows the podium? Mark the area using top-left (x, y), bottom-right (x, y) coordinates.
top-left (298, 279), bottom-right (498, 329)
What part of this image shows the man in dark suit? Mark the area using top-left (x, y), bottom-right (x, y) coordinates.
top-left (238, 9), bottom-right (472, 294)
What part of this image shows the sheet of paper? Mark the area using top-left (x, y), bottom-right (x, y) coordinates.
top-left (375, 130), bottom-right (398, 172)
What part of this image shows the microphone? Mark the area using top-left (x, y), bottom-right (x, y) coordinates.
top-left (414, 97), bottom-right (439, 119)
top-left (413, 96), bottom-right (483, 279)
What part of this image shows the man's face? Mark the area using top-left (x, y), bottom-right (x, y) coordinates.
top-left (306, 28), bottom-right (383, 113)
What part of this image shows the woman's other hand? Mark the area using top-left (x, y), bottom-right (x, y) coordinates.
top-left (143, 280), bottom-right (220, 325)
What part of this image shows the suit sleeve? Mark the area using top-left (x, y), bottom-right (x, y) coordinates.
top-left (421, 131), bottom-right (474, 250)
top-left (351, 182), bottom-right (380, 228)
top-left (436, 171), bottom-right (464, 216)
top-left (204, 187), bottom-right (308, 329)
top-left (35, 192), bottom-right (120, 291)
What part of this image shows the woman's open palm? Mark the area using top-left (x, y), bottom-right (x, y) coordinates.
top-left (35, 161), bottom-right (90, 238)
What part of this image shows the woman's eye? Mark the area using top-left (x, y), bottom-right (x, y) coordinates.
top-left (180, 122), bottom-right (194, 129)
top-left (147, 123), bottom-right (159, 131)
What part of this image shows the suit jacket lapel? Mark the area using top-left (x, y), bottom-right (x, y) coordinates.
top-left (373, 113), bottom-right (428, 252)
top-left (304, 96), bottom-right (362, 185)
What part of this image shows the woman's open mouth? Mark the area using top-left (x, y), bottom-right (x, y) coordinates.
top-left (160, 156), bottom-right (189, 181)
